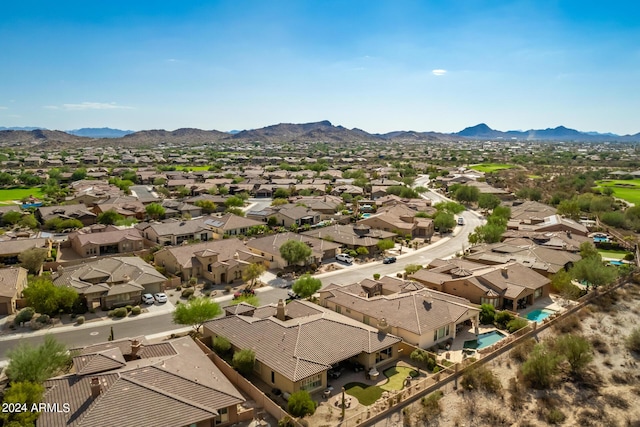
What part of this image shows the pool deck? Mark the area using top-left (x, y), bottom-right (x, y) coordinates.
top-left (518, 295), bottom-right (566, 319)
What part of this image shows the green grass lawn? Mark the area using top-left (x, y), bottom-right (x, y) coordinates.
top-left (469, 163), bottom-right (514, 173)
top-left (598, 249), bottom-right (632, 260)
top-left (0, 187), bottom-right (43, 202)
top-left (380, 366), bottom-right (418, 391)
top-left (343, 382), bottom-right (383, 406)
top-left (594, 180), bottom-right (640, 205)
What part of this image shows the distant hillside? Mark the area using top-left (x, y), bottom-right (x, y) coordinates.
top-left (456, 123), bottom-right (640, 142)
top-left (0, 126), bottom-right (46, 131)
top-left (67, 127), bottom-right (134, 138)
top-left (0, 120), bottom-right (638, 149)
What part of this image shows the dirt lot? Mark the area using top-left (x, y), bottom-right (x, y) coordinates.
top-left (396, 281), bottom-right (640, 427)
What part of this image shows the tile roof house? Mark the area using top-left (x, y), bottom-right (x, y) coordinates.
top-left (38, 336), bottom-right (245, 427)
top-left (319, 277), bottom-right (480, 349)
top-left (154, 238), bottom-right (264, 284)
top-left (270, 205), bottom-right (321, 228)
top-left (246, 232), bottom-right (341, 269)
top-left (0, 238), bottom-right (52, 266)
top-left (301, 223), bottom-right (396, 253)
top-left (53, 257), bottom-right (167, 310)
top-left (0, 266), bottom-right (28, 315)
top-left (358, 204), bottom-right (434, 239)
top-left (136, 217), bottom-right (213, 246)
top-left (68, 227), bottom-right (145, 258)
top-left (205, 213), bottom-right (264, 239)
top-left (36, 204), bottom-right (97, 227)
top-left (93, 196), bottom-right (146, 220)
top-left (463, 241), bottom-right (581, 276)
top-left (203, 300), bottom-right (402, 395)
top-left (507, 214), bottom-right (589, 237)
top-left (411, 259), bottom-right (551, 311)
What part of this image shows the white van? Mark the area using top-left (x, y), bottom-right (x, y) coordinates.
top-left (336, 253), bottom-right (354, 264)
top-left (457, 217), bottom-right (465, 226)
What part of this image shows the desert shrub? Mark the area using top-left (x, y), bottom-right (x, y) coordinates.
top-left (509, 338), bottom-right (536, 363)
top-left (108, 310), bottom-right (115, 317)
top-left (494, 311), bottom-right (514, 329)
top-left (181, 288), bottom-right (195, 298)
top-left (420, 390), bottom-right (443, 419)
top-left (521, 344), bottom-right (561, 389)
top-left (546, 408), bottom-right (566, 424)
top-left (508, 377), bottom-right (524, 410)
top-left (224, 285), bottom-right (232, 293)
top-left (553, 315), bottom-right (582, 333)
top-left (602, 393), bottom-right (629, 409)
top-left (203, 290), bottom-right (211, 297)
top-left (373, 273), bottom-right (381, 280)
top-left (287, 390), bottom-right (316, 417)
top-left (278, 416), bottom-right (294, 427)
top-left (76, 316), bottom-right (85, 325)
top-left (131, 305), bottom-right (141, 315)
top-left (125, 305), bottom-right (132, 312)
top-left (507, 318), bottom-right (529, 333)
top-left (626, 327), bottom-right (640, 353)
top-left (14, 307), bottom-right (35, 325)
top-left (29, 319), bottom-right (45, 330)
top-left (461, 366), bottom-right (502, 394)
top-left (36, 314), bottom-right (50, 324)
top-left (113, 307), bottom-right (127, 318)
top-left (213, 336), bottom-right (232, 355)
top-left (176, 285), bottom-right (182, 291)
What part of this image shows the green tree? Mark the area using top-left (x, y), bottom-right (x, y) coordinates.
top-left (404, 264), bottom-right (423, 275)
top-left (453, 185), bottom-right (480, 204)
top-left (554, 334), bottom-right (593, 375)
top-left (579, 242), bottom-right (600, 260)
top-left (433, 211), bottom-right (456, 234)
top-left (5, 335), bottom-right (71, 383)
top-left (292, 273), bottom-right (322, 298)
top-left (478, 193), bottom-right (501, 211)
top-left (22, 276), bottom-right (79, 316)
top-left (242, 263), bottom-right (266, 290)
top-left (288, 390), bottom-right (316, 417)
top-left (479, 304), bottom-right (496, 324)
top-left (356, 246), bottom-right (369, 256)
top-left (279, 240), bottom-right (312, 266)
top-left (172, 297), bottom-right (222, 333)
top-left (145, 203), bottom-right (166, 220)
top-left (70, 167), bottom-right (87, 181)
top-left (0, 381), bottom-right (44, 426)
top-left (273, 188), bottom-right (291, 199)
top-left (271, 198), bottom-right (288, 207)
top-left (410, 348), bottom-right (437, 372)
top-left (550, 270), bottom-right (582, 300)
top-left (225, 196), bottom-right (244, 208)
top-left (557, 199), bottom-right (580, 220)
top-left (97, 209), bottom-right (124, 225)
top-left (194, 199), bottom-right (217, 214)
top-left (232, 349), bottom-right (256, 375)
top-left (521, 344), bottom-right (561, 389)
top-left (225, 207), bottom-right (245, 217)
top-left (230, 294), bottom-right (259, 306)
top-left (2, 210), bottom-right (22, 226)
top-left (376, 239), bottom-right (395, 253)
top-left (571, 257), bottom-right (617, 289)
top-left (626, 327), bottom-right (640, 353)
top-left (18, 248), bottom-right (48, 275)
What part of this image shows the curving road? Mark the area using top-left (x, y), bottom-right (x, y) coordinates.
top-left (0, 178), bottom-right (484, 359)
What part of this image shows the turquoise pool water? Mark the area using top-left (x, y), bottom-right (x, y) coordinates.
top-left (526, 309), bottom-right (555, 322)
top-left (463, 330), bottom-right (507, 350)
top-left (362, 213), bottom-right (371, 218)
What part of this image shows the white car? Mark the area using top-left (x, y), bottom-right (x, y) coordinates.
top-left (154, 293), bottom-right (168, 303)
top-left (141, 293), bottom-right (155, 305)
top-left (336, 253), bottom-right (354, 264)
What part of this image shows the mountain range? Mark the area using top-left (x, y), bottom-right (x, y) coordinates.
top-left (0, 121), bottom-right (638, 149)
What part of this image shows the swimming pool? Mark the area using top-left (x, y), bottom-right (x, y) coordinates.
top-left (463, 330), bottom-right (507, 350)
top-left (362, 213), bottom-right (371, 218)
top-left (526, 308), bottom-right (555, 322)
top-left (609, 260), bottom-right (623, 266)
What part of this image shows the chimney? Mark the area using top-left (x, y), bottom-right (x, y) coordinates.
top-left (501, 267), bottom-right (508, 278)
top-left (90, 377), bottom-right (102, 398)
top-left (131, 339), bottom-right (141, 357)
top-left (276, 299), bottom-right (286, 321)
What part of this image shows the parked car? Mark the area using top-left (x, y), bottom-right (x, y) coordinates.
top-left (336, 253), bottom-right (354, 264)
top-left (328, 370), bottom-right (342, 379)
top-left (154, 292), bottom-right (168, 303)
top-left (141, 293), bottom-right (155, 305)
top-left (383, 256), bottom-right (397, 264)
top-left (457, 217), bottom-right (465, 225)
top-left (287, 290), bottom-right (299, 299)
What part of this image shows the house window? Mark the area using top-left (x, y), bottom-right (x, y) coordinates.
top-left (375, 347), bottom-right (393, 364)
top-left (215, 407), bottom-right (229, 424)
top-left (534, 288), bottom-right (542, 298)
top-left (271, 371), bottom-right (275, 383)
top-left (433, 325), bottom-right (450, 342)
top-left (363, 316), bottom-right (370, 325)
top-left (335, 306), bottom-right (341, 314)
top-left (300, 373), bottom-right (322, 391)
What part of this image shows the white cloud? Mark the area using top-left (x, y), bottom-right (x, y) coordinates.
top-left (0, 106), bottom-right (7, 110)
top-left (43, 102), bottom-right (134, 111)
top-left (7, 114), bottom-right (21, 118)
top-left (432, 69), bottom-right (447, 76)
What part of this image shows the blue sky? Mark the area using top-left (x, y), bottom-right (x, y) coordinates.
top-left (1, 1), bottom-right (639, 134)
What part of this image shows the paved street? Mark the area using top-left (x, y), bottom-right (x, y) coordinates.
top-left (0, 181), bottom-right (483, 361)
